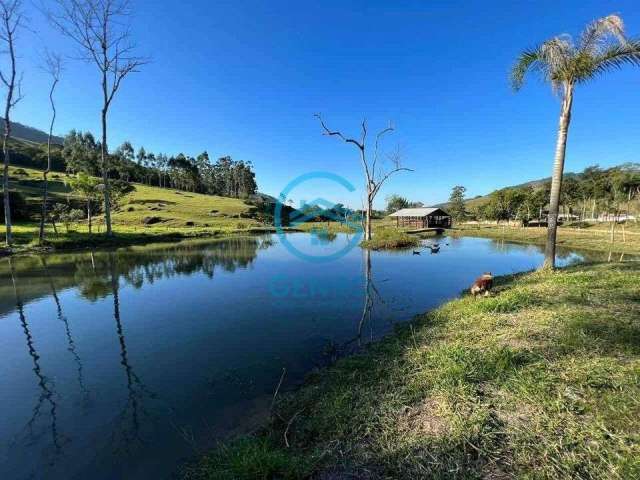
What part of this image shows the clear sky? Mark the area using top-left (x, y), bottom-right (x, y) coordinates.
top-left (16, 0), bottom-right (640, 208)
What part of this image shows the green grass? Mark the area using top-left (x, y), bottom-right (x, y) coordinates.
top-left (295, 220), bottom-right (358, 234)
top-left (360, 226), bottom-right (420, 250)
top-left (452, 223), bottom-right (640, 256)
top-left (185, 262), bottom-right (640, 479)
top-left (1, 166), bottom-right (272, 254)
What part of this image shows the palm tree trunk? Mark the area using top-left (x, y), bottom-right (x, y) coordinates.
top-left (543, 83), bottom-right (573, 269)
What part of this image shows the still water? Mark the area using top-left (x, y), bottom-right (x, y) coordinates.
top-left (0, 233), bottom-right (594, 479)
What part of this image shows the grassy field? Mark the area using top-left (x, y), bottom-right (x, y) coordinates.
top-left (452, 223), bottom-right (640, 256)
top-left (2, 166), bottom-right (269, 254)
top-left (183, 261), bottom-right (640, 479)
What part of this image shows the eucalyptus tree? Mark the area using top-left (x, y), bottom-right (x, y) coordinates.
top-left (48, 0), bottom-right (147, 236)
top-left (511, 14), bottom-right (640, 268)
top-left (448, 185), bottom-right (467, 221)
top-left (63, 130), bottom-right (101, 175)
top-left (68, 172), bottom-right (101, 233)
top-left (0, 0), bottom-right (23, 246)
top-left (39, 51), bottom-right (64, 244)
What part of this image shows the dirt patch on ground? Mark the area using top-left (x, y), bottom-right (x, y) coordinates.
top-left (397, 398), bottom-right (448, 437)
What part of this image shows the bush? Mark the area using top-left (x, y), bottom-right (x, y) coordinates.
top-left (0, 191), bottom-right (29, 222)
top-left (61, 208), bottom-right (85, 233)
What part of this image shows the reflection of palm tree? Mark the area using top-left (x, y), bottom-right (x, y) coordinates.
top-left (9, 259), bottom-right (63, 461)
top-left (40, 257), bottom-right (89, 401)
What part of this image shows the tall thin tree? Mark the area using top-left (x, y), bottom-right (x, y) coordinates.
top-left (315, 114), bottom-right (411, 241)
top-left (0, 0), bottom-right (23, 247)
top-left (47, 0), bottom-right (147, 236)
top-left (39, 51), bottom-right (63, 243)
top-left (511, 14), bottom-right (640, 268)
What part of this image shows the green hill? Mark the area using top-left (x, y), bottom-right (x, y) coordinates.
top-left (2, 166), bottom-right (272, 253)
top-left (0, 118), bottom-right (64, 144)
top-left (6, 165), bottom-right (259, 228)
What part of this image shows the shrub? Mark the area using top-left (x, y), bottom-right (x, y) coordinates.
top-left (0, 191), bottom-right (29, 222)
top-left (61, 208), bottom-right (85, 233)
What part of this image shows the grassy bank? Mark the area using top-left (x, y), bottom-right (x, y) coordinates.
top-left (1, 166), bottom-right (270, 255)
top-left (452, 223), bottom-right (640, 256)
top-left (184, 261), bottom-right (640, 479)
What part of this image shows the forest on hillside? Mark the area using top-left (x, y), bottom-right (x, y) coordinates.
top-left (469, 164), bottom-right (640, 223)
top-left (8, 130), bottom-right (258, 199)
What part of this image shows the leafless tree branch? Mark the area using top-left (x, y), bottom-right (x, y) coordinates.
top-left (1, 0), bottom-right (24, 246)
top-left (44, 0), bottom-right (148, 236)
top-left (315, 114), bottom-right (411, 240)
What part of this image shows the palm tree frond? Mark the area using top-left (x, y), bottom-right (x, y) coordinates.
top-left (510, 48), bottom-right (541, 91)
top-left (580, 14), bottom-right (626, 55)
top-left (588, 38), bottom-right (640, 80)
top-left (539, 36), bottom-right (576, 90)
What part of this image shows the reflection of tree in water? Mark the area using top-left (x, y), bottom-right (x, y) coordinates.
top-left (40, 257), bottom-right (90, 403)
top-left (328, 249), bottom-right (388, 360)
top-left (487, 238), bottom-right (617, 264)
top-left (309, 227), bottom-right (337, 245)
top-left (108, 253), bottom-right (158, 456)
top-left (70, 237), bottom-right (262, 302)
top-left (356, 248), bottom-right (387, 346)
top-left (9, 259), bottom-right (64, 465)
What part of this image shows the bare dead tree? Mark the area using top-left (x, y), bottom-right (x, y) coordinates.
top-left (39, 50), bottom-right (63, 244)
top-left (0, 0), bottom-right (23, 247)
top-left (315, 114), bottom-right (412, 241)
top-left (47, 0), bottom-right (147, 236)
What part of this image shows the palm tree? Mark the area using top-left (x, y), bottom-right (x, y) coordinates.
top-left (511, 14), bottom-right (640, 268)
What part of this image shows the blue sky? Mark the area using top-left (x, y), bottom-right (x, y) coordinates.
top-left (16, 0), bottom-right (640, 208)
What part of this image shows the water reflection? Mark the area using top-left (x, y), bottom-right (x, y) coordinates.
top-left (0, 236), bottom-right (263, 316)
top-left (9, 259), bottom-right (63, 465)
top-left (309, 226), bottom-right (338, 245)
top-left (0, 234), bottom-right (636, 480)
top-left (41, 257), bottom-right (90, 402)
top-left (357, 248), bottom-right (386, 346)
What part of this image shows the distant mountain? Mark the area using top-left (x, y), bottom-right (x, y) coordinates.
top-left (0, 118), bottom-right (64, 145)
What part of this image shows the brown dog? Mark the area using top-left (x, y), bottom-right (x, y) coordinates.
top-left (470, 272), bottom-right (493, 297)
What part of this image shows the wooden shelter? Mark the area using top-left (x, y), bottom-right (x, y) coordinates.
top-left (389, 207), bottom-right (452, 229)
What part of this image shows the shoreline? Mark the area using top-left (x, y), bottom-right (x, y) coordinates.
top-left (449, 224), bottom-right (640, 256)
top-left (182, 260), bottom-right (640, 479)
top-left (0, 225), bottom-right (307, 258)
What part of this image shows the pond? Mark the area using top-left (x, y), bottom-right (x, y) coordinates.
top-left (0, 233), bottom-right (614, 479)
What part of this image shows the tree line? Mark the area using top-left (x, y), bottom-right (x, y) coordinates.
top-left (62, 130), bottom-right (257, 197)
top-left (459, 164), bottom-right (640, 224)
